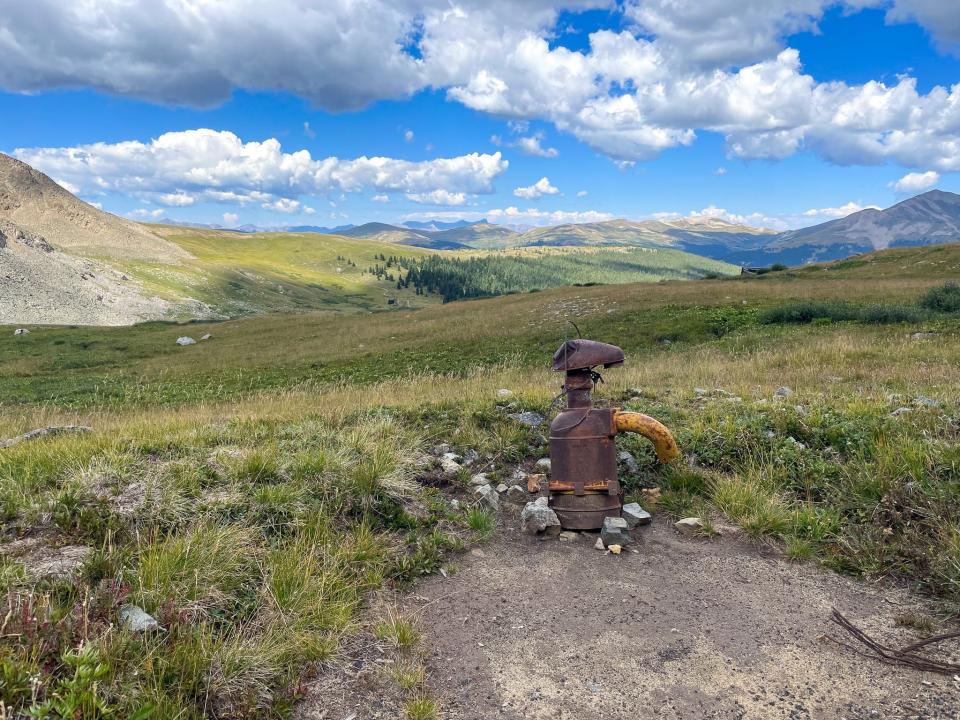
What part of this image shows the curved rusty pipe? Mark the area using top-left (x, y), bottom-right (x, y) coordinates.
top-left (613, 410), bottom-right (680, 463)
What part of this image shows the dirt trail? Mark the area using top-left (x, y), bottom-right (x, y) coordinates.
top-left (401, 517), bottom-right (959, 720)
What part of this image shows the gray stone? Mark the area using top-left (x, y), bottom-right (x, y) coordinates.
top-left (911, 332), bottom-right (937, 340)
top-left (496, 483), bottom-right (508, 493)
top-left (621, 502), bottom-right (651, 528)
top-left (176, 336), bottom-right (196, 346)
top-left (694, 387), bottom-right (709, 397)
top-left (594, 536), bottom-right (605, 550)
top-left (507, 467), bottom-right (528, 486)
top-left (13, 328), bottom-right (29, 336)
top-left (470, 472), bottom-right (491, 486)
top-left (891, 407), bottom-right (912, 417)
top-left (508, 411), bottom-right (546, 428)
top-left (774, 386), bottom-right (793, 398)
top-left (914, 395), bottom-right (940, 408)
top-left (617, 451), bottom-right (639, 475)
top-left (120, 604), bottom-right (160, 633)
top-left (440, 454), bottom-right (462, 475)
top-left (473, 484), bottom-right (500, 511)
top-left (506, 484), bottom-right (529, 505)
top-left (200, 333), bottom-right (212, 341)
top-left (450, 499), bottom-right (460, 510)
top-left (600, 516), bottom-right (631, 546)
top-left (520, 499), bottom-right (560, 535)
top-left (674, 517), bottom-right (704, 537)
top-left (628, 387), bottom-right (644, 398)
top-left (463, 449), bottom-right (480, 465)
top-left (558, 531), bottom-right (578, 542)
top-left (0, 425), bottom-right (92, 450)
top-left (786, 436), bottom-right (806, 450)
top-left (534, 458), bottom-right (551, 473)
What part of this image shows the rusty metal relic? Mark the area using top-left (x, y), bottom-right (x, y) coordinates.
top-left (548, 338), bottom-right (678, 530)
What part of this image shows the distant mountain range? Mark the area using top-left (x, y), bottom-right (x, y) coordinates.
top-left (306, 190), bottom-right (960, 266)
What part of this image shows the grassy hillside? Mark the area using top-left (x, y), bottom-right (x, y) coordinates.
top-left (121, 225), bottom-right (438, 317)
top-left (104, 227), bottom-right (741, 319)
top-left (401, 245), bottom-right (738, 301)
top-left (2, 243), bottom-right (959, 717)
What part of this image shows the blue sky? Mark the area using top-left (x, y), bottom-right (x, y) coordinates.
top-left (2, 1), bottom-right (960, 230)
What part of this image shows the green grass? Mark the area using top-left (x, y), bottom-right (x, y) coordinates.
top-left (2, 245), bottom-right (960, 715)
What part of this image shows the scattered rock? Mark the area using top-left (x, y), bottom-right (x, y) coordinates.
top-left (534, 458), bottom-right (551, 473)
top-left (0, 425), bottom-right (92, 449)
top-left (600, 516), bottom-right (631, 547)
top-left (497, 389), bottom-right (514, 398)
top-left (694, 387), bottom-right (709, 397)
top-left (450, 499), bottom-right (460, 510)
top-left (526, 473), bottom-right (544, 493)
top-left (440, 453), bottom-right (462, 475)
top-left (891, 407), bottom-right (912, 417)
top-left (176, 336), bottom-right (197, 346)
top-left (594, 537), bottom-right (605, 550)
top-left (473, 484), bottom-right (500, 511)
top-left (520, 497), bottom-right (560, 535)
top-left (608, 544), bottom-right (622, 555)
top-left (617, 451), bottom-right (639, 475)
top-left (120, 604), bottom-right (161, 633)
top-left (786, 436), bottom-right (806, 450)
top-left (558, 531), bottom-right (578, 542)
top-left (463, 449), bottom-right (480, 465)
top-left (506, 484), bottom-right (529, 504)
top-left (622, 502), bottom-right (651, 528)
top-left (496, 483), bottom-right (508, 493)
top-left (13, 328), bottom-right (29, 336)
top-left (911, 332), bottom-right (937, 340)
top-left (470, 473), bottom-right (491, 486)
top-left (508, 411), bottom-right (546, 428)
top-left (470, 548), bottom-right (486, 558)
top-left (627, 387), bottom-right (644, 398)
top-left (913, 396), bottom-right (940, 408)
top-left (774, 386), bottom-right (793, 398)
top-left (432, 443), bottom-right (451, 455)
top-left (200, 333), bottom-right (212, 341)
top-left (507, 467), bottom-right (528, 486)
top-left (674, 517), bottom-right (704, 537)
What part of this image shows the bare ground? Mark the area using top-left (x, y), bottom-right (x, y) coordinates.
top-left (301, 514), bottom-right (960, 720)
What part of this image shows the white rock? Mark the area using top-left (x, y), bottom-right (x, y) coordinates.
top-left (594, 537), bottom-right (605, 550)
top-left (558, 531), bottom-right (578, 542)
top-left (674, 517), bottom-right (704, 537)
top-left (119, 604), bottom-right (160, 633)
top-left (520, 499), bottom-right (560, 535)
top-left (200, 333), bottom-right (212, 341)
top-left (497, 389), bottom-right (513, 398)
top-left (470, 473), bottom-right (490, 486)
top-left (774, 386), bottom-right (793, 398)
top-left (13, 328), bottom-right (29, 336)
top-left (473, 484), bottom-right (500, 511)
top-left (176, 336), bottom-right (196, 346)
top-left (496, 483), bottom-right (508, 493)
top-left (534, 458), bottom-right (551, 473)
top-left (440, 455), bottom-right (462, 475)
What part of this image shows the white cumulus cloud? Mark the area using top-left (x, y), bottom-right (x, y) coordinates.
top-left (891, 170), bottom-right (940, 194)
top-left (802, 201), bottom-right (881, 218)
top-left (14, 129), bottom-right (508, 209)
top-left (515, 132), bottom-right (559, 158)
top-left (222, 212), bottom-right (239, 225)
top-left (513, 176), bottom-right (559, 199)
top-left (3, 1), bottom-right (960, 171)
top-left (405, 189), bottom-right (468, 205)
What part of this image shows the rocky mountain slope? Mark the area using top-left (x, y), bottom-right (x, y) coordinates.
top-left (0, 153), bottom-right (194, 325)
top-left (766, 189), bottom-right (960, 263)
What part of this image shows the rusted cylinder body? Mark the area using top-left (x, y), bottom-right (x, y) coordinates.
top-left (548, 404), bottom-right (622, 530)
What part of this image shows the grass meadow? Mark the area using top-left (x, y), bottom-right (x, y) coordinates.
top-left (0, 242), bottom-right (959, 717)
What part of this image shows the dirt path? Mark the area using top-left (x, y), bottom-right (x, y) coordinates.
top-left (400, 516), bottom-right (959, 720)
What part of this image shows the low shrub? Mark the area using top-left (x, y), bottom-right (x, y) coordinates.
top-left (920, 281), bottom-right (960, 313)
